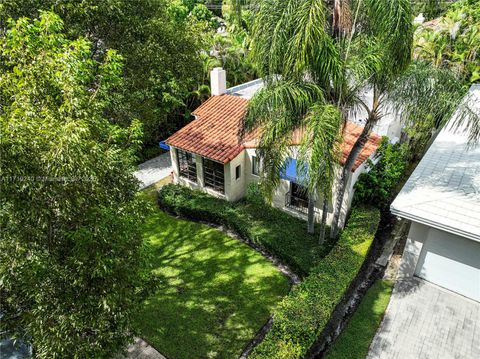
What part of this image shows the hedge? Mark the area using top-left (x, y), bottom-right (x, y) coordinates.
top-left (250, 205), bottom-right (381, 359)
top-left (157, 184), bottom-right (333, 276)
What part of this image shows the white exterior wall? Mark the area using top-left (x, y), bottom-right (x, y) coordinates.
top-left (398, 222), bottom-right (430, 278)
top-left (170, 146), bottom-right (241, 201)
top-left (224, 151), bottom-right (246, 202)
top-left (171, 145), bottom-right (373, 228)
top-left (399, 221), bottom-right (480, 301)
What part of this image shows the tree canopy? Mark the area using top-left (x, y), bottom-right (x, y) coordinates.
top-left (0, 0), bottom-right (204, 157)
top-left (0, 12), bottom-right (149, 357)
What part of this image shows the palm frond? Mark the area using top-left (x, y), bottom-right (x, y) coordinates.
top-left (298, 103), bottom-right (343, 197)
top-left (250, 0), bottom-right (343, 89)
top-left (389, 61), bottom-right (479, 143)
top-left (361, 0), bottom-right (414, 81)
top-left (244, 78), bottom-right (324, 130)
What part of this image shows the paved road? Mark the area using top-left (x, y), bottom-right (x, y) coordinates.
top-left (134, 153), bottom-right (172, 189)
top-left (368, 278), bottom-right (480, 359)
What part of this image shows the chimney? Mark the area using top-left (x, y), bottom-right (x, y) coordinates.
top-left (210, 67), bottom-right (227, 96)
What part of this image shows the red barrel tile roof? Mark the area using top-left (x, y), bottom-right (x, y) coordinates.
top-left (166, 95), bottom-right (382, 171)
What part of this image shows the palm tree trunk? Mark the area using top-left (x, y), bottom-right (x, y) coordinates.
top-left (330, 119), bottom-right (376, 238)
top-left (308, 195), bottom-right (315, 234)
top-left (333, 0), bottom-right (342, 36)
top-left (319, 197), bottom-right (329, 244)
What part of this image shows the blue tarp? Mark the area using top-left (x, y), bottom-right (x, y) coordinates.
top-left (280, 157), bottom-right (306, 184)
top-left (159, 141), bottom-right (170, 151)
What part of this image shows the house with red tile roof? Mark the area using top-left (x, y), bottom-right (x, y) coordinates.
top-left (166, 68), bottom-right (383, 227)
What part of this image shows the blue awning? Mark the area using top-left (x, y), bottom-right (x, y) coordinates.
top-left (280, 157), bottom-right (306, 184)
top-left (159, 141), bottom-right (170, 151)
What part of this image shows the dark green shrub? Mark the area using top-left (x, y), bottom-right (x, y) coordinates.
top-left (354, 139), bottom-right (409, 209)
top-left (158, 184), bottom-right (331, 275)
top-left (250, 206), bottom-right (381, 359)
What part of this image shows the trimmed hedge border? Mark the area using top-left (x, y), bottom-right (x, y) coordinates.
top-left (157, 184), bottom-right (332, 276)
top-left (250, 205), bottom-right (381, 359)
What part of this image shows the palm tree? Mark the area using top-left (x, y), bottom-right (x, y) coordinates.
top-left (243, 0), bottom-right (479, 237)
top-left (244, 0), bottom-right (413, 237)
top-left (298, 104), bottom-right (342, 242)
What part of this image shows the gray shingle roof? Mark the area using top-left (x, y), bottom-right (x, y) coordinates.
top-left (391, 85), bottom-right (480, 242)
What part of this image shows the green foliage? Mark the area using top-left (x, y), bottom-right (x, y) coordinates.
top-left (390, 61), bottom-right (478, 144)
top-left (0, 0), bottom-right (204, 153)
top-left (246, 182), bottom-right (266, 206)
top-left (246, 0), bottom-right (414, 235)
top-left (415, 0), bottom-right (480, 83)
top-left (0, 13), bottom-right (149, 357)
top-left (135, 203), bottom-right (290, 359)
top-left (325, 280), bottom-right (394, 359)
top-left (354, 140), bottom-right (409, 209)
top-left (157, 184), bottom-right (333, 276)
top-left (413, 0), bottom-right (451, 21)
top-left (251, 206), bottom-right (381, 359)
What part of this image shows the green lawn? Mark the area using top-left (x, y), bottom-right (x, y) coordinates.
top-left (134, 206), bottom-right (291, 359)
top-left (158, 184), bottom-right (336, 275)
top-left (325, 280), bottom-right (394, 359)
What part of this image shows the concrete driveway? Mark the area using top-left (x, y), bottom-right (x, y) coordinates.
top-left (134, 152), bottom-right (172, 189)
top-left (368, 278), bottom-right (480, 359)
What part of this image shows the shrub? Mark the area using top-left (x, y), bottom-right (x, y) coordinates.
top-left (157, 184), bottom-right (331, 275)
top-left (354, 139), bottom-right (409, 209)
top-left (246, 182), bottom-right (266, 206)
top-left (250, 206), bottom-right (381, 359)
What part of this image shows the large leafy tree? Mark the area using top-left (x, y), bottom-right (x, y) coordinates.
top-left (244, 0), bottom-right (478, 237)
top-left (0, 12), bottom-right (149, 357)
top-left (0, 0), bottom-right (203, 156)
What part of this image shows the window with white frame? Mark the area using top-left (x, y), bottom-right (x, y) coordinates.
top-left (252, 156), bottom-right (260, 176)
top-left (177, 149), bottom-right (197, 182)
top-left (203, 158), bottom-right (224, 193)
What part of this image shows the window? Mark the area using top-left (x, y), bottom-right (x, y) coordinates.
top-left (177, 149), bottom-right (197, 182)
top-left (203, 158), bottom-right (224, 193)
top-left (288, 182), bottom-right (309, 210)
top-left (252, 156), bottom-right (260, 176)
top-left (235, 165), bottom-right (241, 180)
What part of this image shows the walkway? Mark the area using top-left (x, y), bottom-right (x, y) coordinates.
top-left (367, 278), bottom-right (480, 359)
top-left (134, 153), bottom-right (172, 189)
top-left (125, 338), bottom-right (166, 359)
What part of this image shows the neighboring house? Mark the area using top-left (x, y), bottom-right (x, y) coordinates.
top-left (391, 84), bottom-right (480, 302)
top-left (166, 68), bottom-right (383, 227)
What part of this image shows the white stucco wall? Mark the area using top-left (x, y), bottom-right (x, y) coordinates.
top-left (224, 151), bottom-right (246, 202)
top-left (398, 222), bottom-right (430, 278)
top-left (171, 145), bottom-right (374, 228)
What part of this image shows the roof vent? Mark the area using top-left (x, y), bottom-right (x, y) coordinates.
top-left (210, 67), bottom-right (227, 96)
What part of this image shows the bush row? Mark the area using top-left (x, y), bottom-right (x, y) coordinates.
top-left (250, 205), bottom-right (381, 359)
top-left (157, 184), bottom-right (331, 276)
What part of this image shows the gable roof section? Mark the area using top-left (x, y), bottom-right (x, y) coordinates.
top-left (167, 95), bottom-right (248, 163)
top-left (166, 94), bottom-right (382, 170)
top-left (391, 85), bottom-right (480, 242)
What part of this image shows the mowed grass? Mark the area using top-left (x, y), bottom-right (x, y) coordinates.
top-left (325, 280), bottom-right (394, 359)
top-left (134, 201), bottom-right (290, 359)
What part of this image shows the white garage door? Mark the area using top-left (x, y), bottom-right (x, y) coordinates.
top-left (415, 228), bottom-right (480, 302)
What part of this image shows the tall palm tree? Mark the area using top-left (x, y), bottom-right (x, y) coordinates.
top-left (243, 0), bottom-right (478, 237)
top-left (244, 0), bottom-right (413, 236)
